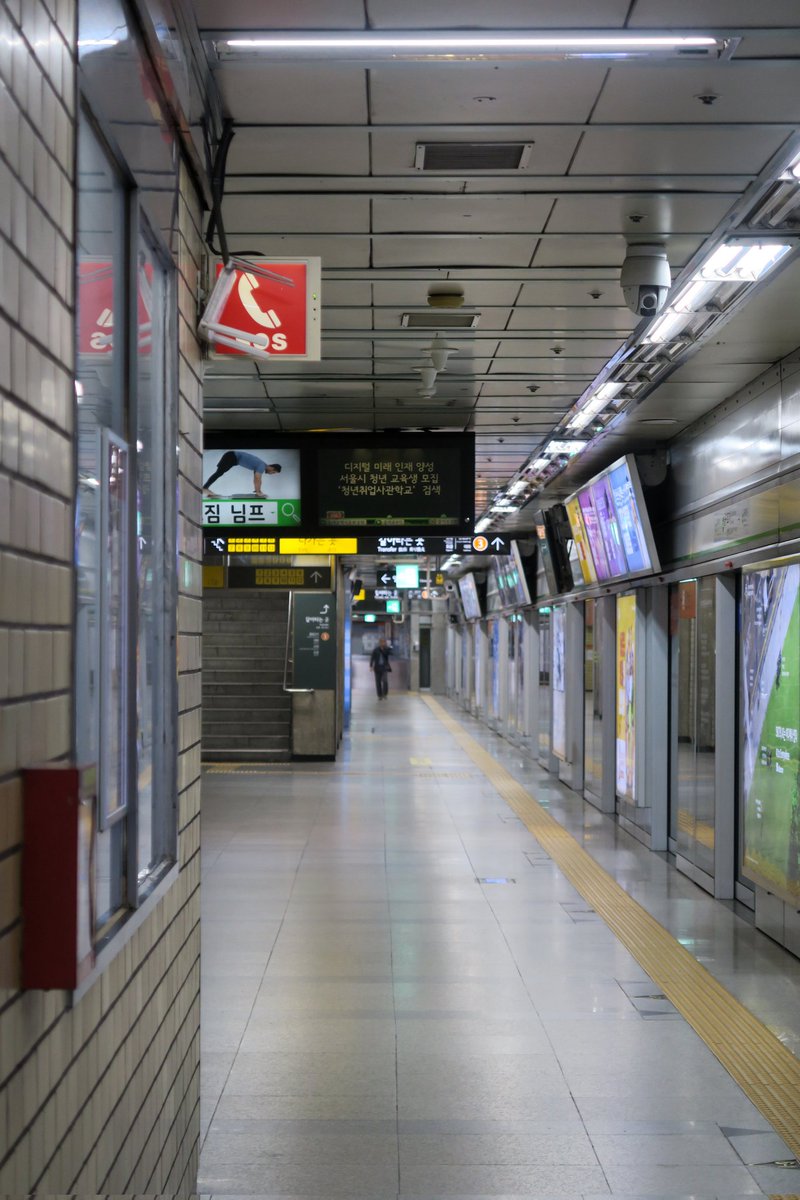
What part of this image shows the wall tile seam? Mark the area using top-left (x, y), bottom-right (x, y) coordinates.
top-left (0, 995), bottom-right (68, 1101)
top-left (29, 954), bottom-right (200, 1194)
top-left (177, 426), bottom-right (203, 458)
top-left (143, 1069), bottom-right (200, 1195)
top-left (0, 54), bottom-right (76, 145)
top-left (83, 982), bottom-right (201, 1195)
top-left (126, 1033), bottom-right (200, 1194)
top-left (0, 919), bottom-right (200, 1168)
top-left (5, 2), bottom-right (77, 81)
top-left (176, 814), bottom-right (200, 840)
top-left (0, 177), bottom-right (74, 259)
top-left (1, 225), bottom-right (76, 309)
top-left (0, 384), bottom-right (77, 440)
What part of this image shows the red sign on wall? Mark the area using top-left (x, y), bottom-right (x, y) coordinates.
top-left (200, 257), bottom-right (322, 361)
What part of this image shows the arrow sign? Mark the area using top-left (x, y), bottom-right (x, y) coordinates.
top-left (491, 537), bottom-right (505, 550)
top-left (310, 570), bottom-right (322, 581)
top-left (321, 604), bottom-right (330, 614)
top-left (380, 572), bottom-right (395, 584)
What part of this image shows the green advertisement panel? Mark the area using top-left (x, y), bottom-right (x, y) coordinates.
top-left (741, 562), bottom-right (800, 905)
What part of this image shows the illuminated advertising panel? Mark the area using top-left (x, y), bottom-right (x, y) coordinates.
top-left (202, 448), bottom-right (301, 527)
top-left (565, 496), bottom-right (597, 584)
top-left (552, 605), bottom-right (567, 761)
top-left (200, 257), bottom-right (322, 360)
top-left (578, 489), bottom-right (611, 581)
top-left (608, 458), bottom-right (657, 575)
top-left (459, 573), bottom-right (482, 620)
top-left (741, 562), bottom-right (800, 906)
top-left (510, 541), bottom-right (533, 607)
top-left (616, 593), bottom-right (637, 800)
top-left (591, 476), bottom-right (628, 577)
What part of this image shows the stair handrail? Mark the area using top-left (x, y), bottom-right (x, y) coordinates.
top-left (283, 589), bottom-right (314, 694)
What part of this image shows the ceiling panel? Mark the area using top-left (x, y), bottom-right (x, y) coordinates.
top-left (495, 338), bottom-right (624, 359)
top-left (372, 279), bottom-right (521, 306)
top-left (225, 235), bottom-right (371, 267)
top-left (571, 126), bottom-right (793, 177)
top-left (531, 233), bottom-right (701, 269)
top-left (216, 65), bottom-right (368, 124)
top-left (479, 379), bottom-right (584, 397)
top-left (629, 0), bottom-right (800, 26)
top-left (370, 126), bottom-right (582, 176)
top-left (222, 194), bottom-right (369, 232)
top-left (515, 279), bottom-right (627, 307)
top-left (372, 194), bottom-right (554, 234)
top-left (507, 307), bottom-right (636, 333)
top-left (546, 192), bottom-right (736, 235)
top-left (372, 235), bottom-right (539, 269)
top-left (369, 63), bottom-right (607, 124)
top-left (595, 63), bottom-right (800, 125)
top-left (196, 0), bottom-right (366, 28)
top-left (368, 0), bottom-right (631, 26)
top-left (226, 128), bottom-right (370, 176)
top-left (322, 309), bottom-right (374, 330)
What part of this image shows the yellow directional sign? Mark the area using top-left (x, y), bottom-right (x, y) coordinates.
top-left (280, 537), bottom-right (358, 554)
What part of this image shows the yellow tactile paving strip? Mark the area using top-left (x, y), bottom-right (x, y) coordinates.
top-left (423, 694), bottom-right (800, 1169)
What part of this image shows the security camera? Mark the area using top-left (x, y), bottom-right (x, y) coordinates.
top-left (620, 244), bottom-right (671, 317)
top-left (445, 580), bottom-right (456, 593)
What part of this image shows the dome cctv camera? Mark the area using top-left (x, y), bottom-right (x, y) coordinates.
top-left (620, 244), bottom-right (671, 318)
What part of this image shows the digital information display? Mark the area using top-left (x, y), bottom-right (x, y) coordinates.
top-left (565, 456), bottom-right (659, 585)
top-left (741, 562), bottom-right (800, 906)
top-left (202, 448), bottom-right (301, 528)
top-left (459, 573), bottom-right (482, 620)
top-left (317, 445), bottom-right (466, 527)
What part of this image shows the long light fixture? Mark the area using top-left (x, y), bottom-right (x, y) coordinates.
top-left (568, 381), bottom-right (625, 432)
top-left (645, 238), bottom-right (794, 345)
top-left (218, 32), bottom-right (724, 60)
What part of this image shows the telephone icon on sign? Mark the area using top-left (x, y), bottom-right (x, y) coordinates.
top-left (238, 273), bottom-right (282, 329)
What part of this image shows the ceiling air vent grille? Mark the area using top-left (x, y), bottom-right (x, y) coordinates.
top-left (402, 311), bottom-right (481, 329)
top-left (415, 142), bottom-right (533, 172)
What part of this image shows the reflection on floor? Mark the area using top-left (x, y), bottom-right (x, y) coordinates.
top-left (200, 691), bottom-right (800, 1199)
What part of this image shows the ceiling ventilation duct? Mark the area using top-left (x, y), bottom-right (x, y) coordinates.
top-left (415, 142), bottom-right (533, 171)
top-left (401, 311), bottom-right (480, 329)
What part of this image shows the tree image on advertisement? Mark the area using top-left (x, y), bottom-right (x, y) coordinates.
top-left (742, 564), bottom-right (800, 904)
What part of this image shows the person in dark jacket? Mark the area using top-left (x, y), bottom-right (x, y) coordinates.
top-left (369, 638), bottom-right (392, 699)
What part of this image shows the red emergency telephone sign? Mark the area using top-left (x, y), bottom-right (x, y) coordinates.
top-left (199, 257), bottom-right (322, 361)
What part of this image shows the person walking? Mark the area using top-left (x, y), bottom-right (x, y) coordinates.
top-left (369, 637), bottom-right (392, 699)
top-left (204, 451), bottom-right (281, 497)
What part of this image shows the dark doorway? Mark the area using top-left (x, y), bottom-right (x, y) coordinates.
top-left (419, 627), bottom-right (431, 689)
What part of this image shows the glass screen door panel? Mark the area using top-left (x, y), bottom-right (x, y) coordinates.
top-left (538, 609), bottom-right (552, 762)
top-left (584, 599), bottom-right (604, 799)
top-left (671, 579), bottom-right (716, 878)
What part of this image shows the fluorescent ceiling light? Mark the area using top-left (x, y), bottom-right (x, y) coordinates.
top-left (644, 308), bottom-right (691, 344)
top-left (568, 380), bottom-right (626, 431)
top-left (221, 32), bottom-right (720, 59)
top-left (507, 480), bottom-right (528, 496)
top-left (532, 457), bottom-right (549, 470)
top-left (697, 241), bottom-right (792, 283)
top-left (474, 517), bottom-right (491, 533)
top-left (547, 439), bottom-right (585, 456)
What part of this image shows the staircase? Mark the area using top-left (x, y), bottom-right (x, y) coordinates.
top-left (202, 591), bottom-right (291, 760)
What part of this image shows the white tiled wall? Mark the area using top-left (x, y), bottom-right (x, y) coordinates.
top-left (0, 0), bottom-right (203, 1191)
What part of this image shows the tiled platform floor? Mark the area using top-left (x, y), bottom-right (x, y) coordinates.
top-left (199, 690), bottom-right (800, 1198)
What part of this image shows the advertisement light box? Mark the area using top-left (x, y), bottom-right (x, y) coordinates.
top-left (202, 447), bottom-right (302, 528)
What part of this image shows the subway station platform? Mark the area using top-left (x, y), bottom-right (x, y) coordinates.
top-left (199, 691), bottom-right (800, 1199)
